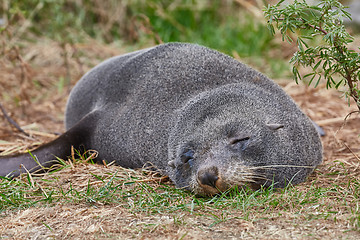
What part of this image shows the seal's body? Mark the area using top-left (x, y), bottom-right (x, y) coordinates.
top-left (0, 43), bottom-right (322, 195)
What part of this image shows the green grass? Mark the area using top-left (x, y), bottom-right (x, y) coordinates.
top-left (1, 161), bottom-right (359, 231)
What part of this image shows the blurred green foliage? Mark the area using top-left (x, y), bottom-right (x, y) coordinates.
top-left (1, 0), bottom-right (290, 77)
top-left (3, 0), bottom-right (273, 54)
top-left (265, 0), bottom-right (360, 108)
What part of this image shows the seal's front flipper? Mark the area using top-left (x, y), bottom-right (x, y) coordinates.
top-left (0, 110), bottom-right (100, 177)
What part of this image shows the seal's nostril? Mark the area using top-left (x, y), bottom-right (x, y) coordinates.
top-left (198, 171), bottom-right (219, 188)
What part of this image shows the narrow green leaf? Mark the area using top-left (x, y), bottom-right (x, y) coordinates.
top-left (308, 73), bottom-right (316, 86)
top-left (313, 60), bottom-right (322, 71)
top-left (314, 75), bottom-right (321, 88)
top-left (335, 79), bottom-right (344, 89)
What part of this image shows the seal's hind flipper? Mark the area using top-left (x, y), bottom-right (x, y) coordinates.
top-left (0, 110), bottom-right (100, 177)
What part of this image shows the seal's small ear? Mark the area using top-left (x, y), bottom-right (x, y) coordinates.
top-left (266, 123), bottom-right (284, 130)
top-left (311, 120), bottom-right (325, 136)
top-left (168, 160), bottom-right (176, 168)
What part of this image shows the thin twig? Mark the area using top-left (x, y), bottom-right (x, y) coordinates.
top-left (343, 142), bottom-right (360, 166)
top-left (344, 110), bottom-right (360, 121)
top-left (0, 102), bottom-right (29, 136)
top-left (306, 23), bottom-right (328, 35)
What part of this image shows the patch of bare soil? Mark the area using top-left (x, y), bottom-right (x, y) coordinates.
top-left (1, 40), bottom-right (360, 239)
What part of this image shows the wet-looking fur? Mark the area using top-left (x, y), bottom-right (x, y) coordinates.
top-left (0, 43), bottom-right (323, 196)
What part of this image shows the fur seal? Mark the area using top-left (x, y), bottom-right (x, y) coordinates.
top-left (0, 43), bottom-right (322, 195)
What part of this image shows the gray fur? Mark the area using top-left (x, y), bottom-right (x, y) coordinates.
top-left (1, 43), bottom-right (323, 195)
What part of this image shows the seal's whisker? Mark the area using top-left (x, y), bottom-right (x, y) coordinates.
top-left (251, 175), bottom-right (272, 181)
top-left (248, 164), bottom-right (316, 170)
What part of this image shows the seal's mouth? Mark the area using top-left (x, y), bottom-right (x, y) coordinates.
top-left (194, 164), bottom-right (259, 196)
top-left (196, 179), bottom-right (229, 196)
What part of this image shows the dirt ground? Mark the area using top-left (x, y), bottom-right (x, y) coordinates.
top-left (1, 40), bottom-right (360, 239)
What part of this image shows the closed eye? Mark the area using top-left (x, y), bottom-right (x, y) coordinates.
top-left (229, 136), bottom-right (250, 145)
top-left (181, 149), bottom-right (194, 163)
top-left (181, 155), bottom-right (193, 163)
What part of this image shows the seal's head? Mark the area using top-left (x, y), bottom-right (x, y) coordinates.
top-left (168, 128), bottom-right (257, 196)
top-left (167, 84), bottom-right (322, 196)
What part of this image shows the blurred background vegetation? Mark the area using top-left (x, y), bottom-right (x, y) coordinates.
top-left (0, 0), bottom-right (296, 79)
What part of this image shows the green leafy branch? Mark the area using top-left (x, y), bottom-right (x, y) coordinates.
top-left (264, 0), bottom-right (360, 110)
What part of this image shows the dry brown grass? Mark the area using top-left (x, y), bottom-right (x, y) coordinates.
top-left (1, 38), bottom-right (360, 239)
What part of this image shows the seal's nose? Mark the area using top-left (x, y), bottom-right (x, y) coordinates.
top-left (197, 166), bottom-right (219, 188)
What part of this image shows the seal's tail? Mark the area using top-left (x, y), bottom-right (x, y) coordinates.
top-left (0, 110), bottom-right (100, 177)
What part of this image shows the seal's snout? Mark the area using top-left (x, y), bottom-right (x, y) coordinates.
top-left (197, 166), bottom-right (227, 195)
top-left (198, 168), bottom-right (219, 188)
